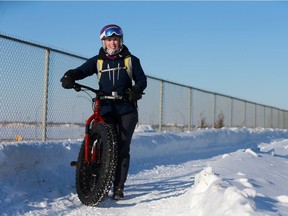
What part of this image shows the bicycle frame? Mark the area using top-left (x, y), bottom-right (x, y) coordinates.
top-left (74, 83), bottom-right (104, 164)
top-left (74, 83), bottom-right (124, 165)
top-left (84, 96), bottom-right (104, 164)
top-left (74, 83), bottom-right (125, 164)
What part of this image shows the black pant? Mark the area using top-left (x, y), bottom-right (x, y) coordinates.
top-left (103, 110), bottom-right (138, 190)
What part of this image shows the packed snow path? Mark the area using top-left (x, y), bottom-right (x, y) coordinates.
top-left (1, 128), bottom-right (288, 215)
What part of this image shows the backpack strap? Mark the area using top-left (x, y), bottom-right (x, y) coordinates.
top-left (97, 56), bottom-right (132, 80)
top-left (97, 59), bottom-right (104, 80)
top-left (124, 56), bottom-right (133, 80)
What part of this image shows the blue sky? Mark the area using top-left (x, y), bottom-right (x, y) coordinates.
top-left (1, 1), bottom-right (288, 110)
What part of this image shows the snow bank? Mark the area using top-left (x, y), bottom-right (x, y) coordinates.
top-left (1, 128), bottom-right (288, 215)
top-left (130, 128), bottom-right (288, 172)
top-left (190, 167), bottom-right (256, 216)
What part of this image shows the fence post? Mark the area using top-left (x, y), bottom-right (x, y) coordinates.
top-left (264, 106), bottom-right (267, 128)
top-left (42, 49), bottom-right (50, 141)
top-left (284, 111), bottom-right (285, 129)
top-left (189, 87), bottom-right (192, 131)
top-left (159, 80), bottom-right (164, 131)
top-left (284, 111), bottom-right (287, 129)
top-left (278, 109), bottom-right (280, 129)
top-left (212, 94), bottom-right (216, 128)
top-left (243, 101), bottom-right (247, 127)
top-left (230, 97), bottom-right (233, 127)
top-left (270, 107), bottom-right (272, 128)
top-left (255, 103), bottom-right (257, 128)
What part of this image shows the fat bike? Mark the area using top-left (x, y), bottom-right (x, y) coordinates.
top-left (70, 83), bottom-right (121, 206)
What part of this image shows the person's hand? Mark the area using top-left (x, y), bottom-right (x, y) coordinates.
top-left (60, 72), bottom-right (75, 89)
top-left (125, 85), bottom-right (142, 102)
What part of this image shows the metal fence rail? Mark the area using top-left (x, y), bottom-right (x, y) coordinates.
top-left (1, 33), bottom-right (287, 142)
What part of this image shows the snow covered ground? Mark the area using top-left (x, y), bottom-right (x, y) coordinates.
top-left (1, 127), bottom-right (288, 216)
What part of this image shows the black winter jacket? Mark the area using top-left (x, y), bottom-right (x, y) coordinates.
top-left (65, 45), bottom-right (147, 116)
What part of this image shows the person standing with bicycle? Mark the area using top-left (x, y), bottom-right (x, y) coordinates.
top-left (60, 24), bottom-right (147, 200)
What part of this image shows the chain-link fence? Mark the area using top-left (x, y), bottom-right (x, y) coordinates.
top-left (1, 33), bottom-right (288, 142)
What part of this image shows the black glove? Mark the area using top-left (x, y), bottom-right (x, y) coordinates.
top-left (60, 71), bottom-right (75, 89)
top-left (126, 85), bottom-right (142, 103)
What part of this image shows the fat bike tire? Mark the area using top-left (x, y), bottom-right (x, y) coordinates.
top-left (75, 123), bottom-right (118, 206)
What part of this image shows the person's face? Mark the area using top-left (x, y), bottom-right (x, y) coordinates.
top-left (104, 36), bottom-right (121, 51)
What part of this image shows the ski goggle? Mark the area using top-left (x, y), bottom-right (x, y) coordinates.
top-left (100, 27), bottom-right (123, 40)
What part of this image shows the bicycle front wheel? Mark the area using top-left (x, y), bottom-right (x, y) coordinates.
top-left (75, 123), bottom-right (118, 206)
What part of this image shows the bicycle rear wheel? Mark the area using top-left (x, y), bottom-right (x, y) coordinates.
top-left (75, 123), bottom-right (118, 206)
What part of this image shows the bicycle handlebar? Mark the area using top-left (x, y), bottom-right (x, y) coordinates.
top-left (74, 83), bottom-right (99, 94)
top-left (73, 83), bottom-right (124, 100)
top-left (73, 82), bottom-right (145, 101)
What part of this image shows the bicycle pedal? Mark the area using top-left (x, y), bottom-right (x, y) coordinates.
top-left (70, 161), bottom-right (77, 167)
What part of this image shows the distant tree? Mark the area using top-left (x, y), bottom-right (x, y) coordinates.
top-left (215, 112), bottom-right (224, 129)
top-left (198, 112), bottom-right (207, 129)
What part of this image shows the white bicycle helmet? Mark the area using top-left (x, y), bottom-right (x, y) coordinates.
top-left (100, 24), bottom-right (124, 51)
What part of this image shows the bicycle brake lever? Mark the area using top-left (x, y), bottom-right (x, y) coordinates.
top-left (74, 83), bottom-right (81, 92)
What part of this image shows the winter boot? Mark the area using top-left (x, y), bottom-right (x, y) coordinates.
top-left (112, 187), bottom-right (124, 200)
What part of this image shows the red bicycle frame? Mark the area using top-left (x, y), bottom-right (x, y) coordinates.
top-left (73, 83), bottom-right (105, 165)
top-left (73, 83), bottom-right (124, 165)
top-left (84, 96), bottom-right (104, 164)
